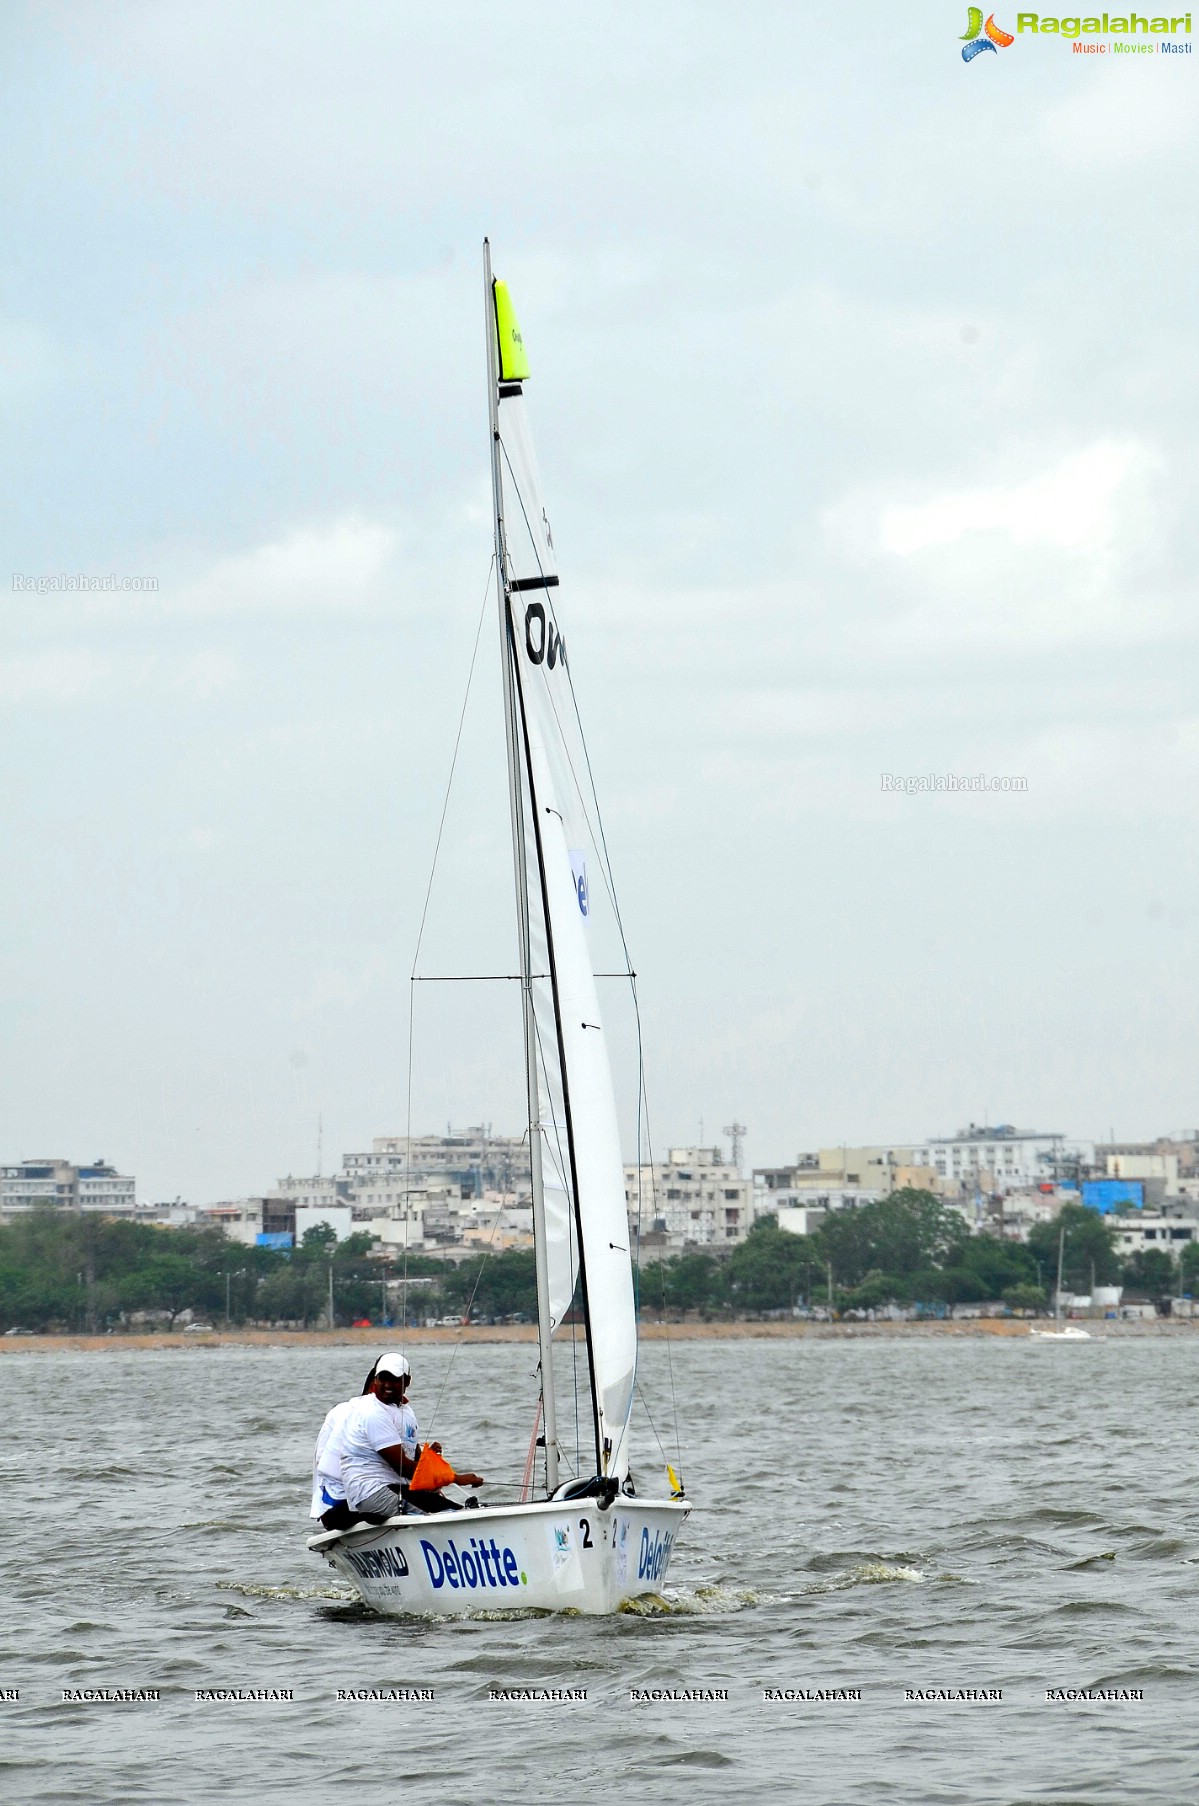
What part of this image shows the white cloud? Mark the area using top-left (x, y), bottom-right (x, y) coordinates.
top-left (290, 952), bottom-right (392, 1020)
top-left (171, 649), bottom-right (242, 696)
top-left (0, 648), bottom-right (109, 702)
top-left (1040, 73), bottom-right (1196, 171)
top-left (0, 317), bottom-right (61, 397)
top-left (177, 514), bottom-right (398, 616)
top-left (0, 645), bottom-right (240, 707)
top-left (877, 440), bottom-right (1156, 558)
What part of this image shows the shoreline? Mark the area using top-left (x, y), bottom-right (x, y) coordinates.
top-left (2, 1318), bottom-right (1196, 1354)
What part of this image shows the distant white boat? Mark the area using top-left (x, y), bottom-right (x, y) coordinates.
top-left (1029, 1225), bottom-right (1093, 1339)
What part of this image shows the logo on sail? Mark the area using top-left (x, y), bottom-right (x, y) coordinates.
top-left (569, 851), bottom-right (589, 918)
top-left (961, 8), bottom-right (1014, 57)
top-left (524, 601), bottom-right (567, 671)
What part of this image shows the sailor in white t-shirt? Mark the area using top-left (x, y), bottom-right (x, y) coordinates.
top-left (311, 1350), bottom-right (485, 1527)
top-left (310, 1396), bottom-right (362, 1520)
top-left (338, 1385), bottom-right (420, 1518)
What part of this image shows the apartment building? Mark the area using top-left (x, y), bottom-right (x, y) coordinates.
top-left (624, 1145), bottom-right (755, 1249)
top-left (1, 1157), bottom-right (137, 1220)
top-left (755, 1146), bottom-right (928, 1217)
top-left (1108, 1208), bottom-right (1198, 1260)
top-left (910, 1125), bottom-right (1094, 1195)
top-left (347, 1129), bottom-right (532, 1199)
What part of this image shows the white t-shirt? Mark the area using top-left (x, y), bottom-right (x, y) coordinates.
top-left (310, 1397), bottom-right (358, 1517)
top-left (337, 1395), bottom-right (419, 1510)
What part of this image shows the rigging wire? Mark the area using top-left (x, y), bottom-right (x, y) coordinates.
top-left (634, 1382), bottom-right (676, 1480)
top-left (520, 1397), bottom-right (543, 1503)
top-left (402, 555), bottom-right (495, 1334)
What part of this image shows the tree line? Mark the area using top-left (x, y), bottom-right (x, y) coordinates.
top-left (0, 1192), bottom-right (1193, 1333)
top-left (641, 1191), bottom-right (1198, 1318)
top-left (0, 1211), bottom-right (530, 1334)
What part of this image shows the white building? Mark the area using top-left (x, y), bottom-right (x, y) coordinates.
top-left (776, 1206), bottom-right (828, 1237)
top-left (1107, 1153), bottom-right (1180, 1197)
top-left (196, 1199), bottom-right (265, 1246)
top-left (753, 1147), bottom-right (935, 1218)
top-left (266, 1129), bottom-right (535, 1252)
top-left (979, 1187), bottom-right (1068, 1241)
top-left (1109, 1211), bottom-right (1198, 1260)
top-left (1, 1157), bottom-right (137, 1220)
top-left (346, 1129), bottom-right (531, 1199)
top-left (910, 1125), bottom-right (1093, 1195)
top-left (624, 1145), bottom-right (755, 1248)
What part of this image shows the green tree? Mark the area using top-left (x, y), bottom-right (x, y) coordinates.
top-left (727, 1221), bottom-right (811, 1312)
top-left (814, 1189), bottom-right (969, 1290)
top-left (842, 1270), bottom-right (906, 1312)
top-left (298, 1223), bottom-right (338, 1259)
top-left (118, 1252), bottom-right (205, 1327)
top-left (439, 1248), bottom-right (538, 1320)
top-left (641, 1252), bottom-right (726, 1316)
top-left (257, 1263), bottom-right (326, 1326)
top-left (956, 1234), bottom-right (1037, 1297)
top-left (1003, 1282), bottom-right (1048, 1313)
top-left (1027, 1204), bottom-right (1119, 1294)
top-left (1121, 1249), bottom-right (1178, 1297)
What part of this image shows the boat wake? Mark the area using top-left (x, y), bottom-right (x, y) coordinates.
top-left (303, 1584), bottom-right (766, 1624)
top-left (799, 1561), bottom-right (926, 1595)
top-left (216, 1579), bottom-right (357, 1602)
top-left (619, 1583), bottom-right (765, 1616)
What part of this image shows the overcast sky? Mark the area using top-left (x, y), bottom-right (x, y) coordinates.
top-left (2, 4), bottom-right (1196, 1202)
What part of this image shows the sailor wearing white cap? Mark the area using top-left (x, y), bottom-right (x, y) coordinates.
top-left (312, 1353), bottom-right (484, 1527)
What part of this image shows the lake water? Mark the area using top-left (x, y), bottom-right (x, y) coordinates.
top-left (1, 1335), bottom-right (1195, 1805)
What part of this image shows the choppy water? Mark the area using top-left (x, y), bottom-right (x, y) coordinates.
top-left (1, 1336), bottom-right (1196, 1805)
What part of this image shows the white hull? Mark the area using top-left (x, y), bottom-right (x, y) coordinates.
top-left (309, 1496), bottom-right (690, 1617)
top-left (1030, 1326), bottom-right (1092, 1340)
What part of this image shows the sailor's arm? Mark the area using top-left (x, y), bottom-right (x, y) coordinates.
top-left (377, 1443), bottom-right (418, 1481)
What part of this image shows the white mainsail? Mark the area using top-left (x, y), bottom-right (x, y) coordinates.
top-left (487, 257), bottom-right (637, 1482)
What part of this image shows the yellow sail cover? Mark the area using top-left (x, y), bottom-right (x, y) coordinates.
top-left (493, 280), bottom-right (530, 382)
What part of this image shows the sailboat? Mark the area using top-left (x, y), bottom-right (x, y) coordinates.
top-left (307, 245), bottom-right (689, 1614)
top-left (1030, 1224), bottom-right (1091, 1339)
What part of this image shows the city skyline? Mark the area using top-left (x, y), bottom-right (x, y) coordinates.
top-left (7, 1114), bottom-right (1198, 1214)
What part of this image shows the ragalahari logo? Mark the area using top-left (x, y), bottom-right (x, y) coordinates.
top-left (961, 8), bottom-right (1016, 57)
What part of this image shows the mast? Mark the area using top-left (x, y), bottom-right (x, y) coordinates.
top-left (484, 240), bottom-right (560, 1494)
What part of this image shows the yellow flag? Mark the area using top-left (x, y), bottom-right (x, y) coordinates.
top-left (493, 280), bottom-right (530, 382)
top-left (667, 1464), bottom-right (683, 1497)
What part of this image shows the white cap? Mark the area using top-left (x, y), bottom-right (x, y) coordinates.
top-left (374, 1351), bottom-right (411, 1380)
